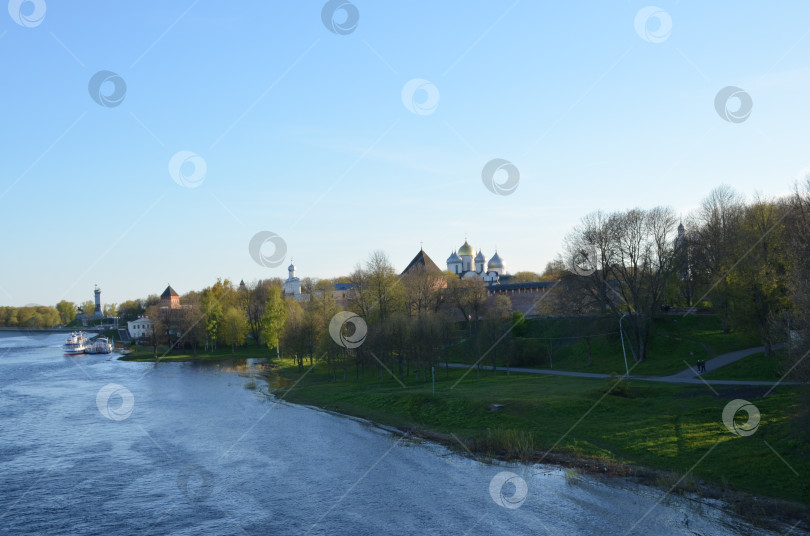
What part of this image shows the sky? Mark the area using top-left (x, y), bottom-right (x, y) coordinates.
top-left (1, 1), bottom-right (809, 307)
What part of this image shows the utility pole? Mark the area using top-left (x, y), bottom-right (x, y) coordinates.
top-left (619, 313), bottom-right (630, 378)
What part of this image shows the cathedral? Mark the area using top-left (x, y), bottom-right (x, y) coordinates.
top-left (446, 239), bottom-right (505, 284)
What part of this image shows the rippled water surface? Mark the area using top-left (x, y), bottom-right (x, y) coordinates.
top-left (0, 332), bottom-right (784, 535)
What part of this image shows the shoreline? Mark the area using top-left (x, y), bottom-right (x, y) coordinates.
top-left (265, 371), bottom-right (807, 532)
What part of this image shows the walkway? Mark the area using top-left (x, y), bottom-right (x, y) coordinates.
top-left (446, 345), bottom-right (801, 387)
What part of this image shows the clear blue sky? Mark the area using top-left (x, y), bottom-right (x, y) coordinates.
top-left (2, 1), bottom-right (809, 307)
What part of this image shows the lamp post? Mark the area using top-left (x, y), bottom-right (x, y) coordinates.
top-left (619, 313), bottom-right (630, 378)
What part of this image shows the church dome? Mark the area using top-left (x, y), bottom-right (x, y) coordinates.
top-left (447, 251), bottom-right (461, 264)
top-left (475, 250), bottom-right (485, 262)
top-left (458, 240), bottom-right (474, 257)
top-left (488, 252), bottom-right (503, 269)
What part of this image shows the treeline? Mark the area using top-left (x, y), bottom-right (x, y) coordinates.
top-left (0, 305), bottom-right (61, 329)
top-left (556, 182), bottom-right (810, 379)
top-left (0, 300), bottom-right (131, 329)
top-left (144, 257), bottom-right (516, 381)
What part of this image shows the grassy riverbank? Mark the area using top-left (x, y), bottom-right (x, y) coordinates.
top-left (449, 314), bottom-right (762, 377)
top-left (270, 357), bottom-right (808, 523)
top-left (118, 345), bottom-right (275, 362)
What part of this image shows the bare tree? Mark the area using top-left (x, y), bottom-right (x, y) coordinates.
top-left (690, 185), bottom-right (745, 331)
top-left (563, 207), bottom-right (677, 363)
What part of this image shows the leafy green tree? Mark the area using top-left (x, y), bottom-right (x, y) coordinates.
top-left (222, 306), bottom-right (247, 352)
top-left (260, 286), bottom-right (287, 353)
top-left (117, 299), bottom-right (144, 322)
top-left (512, 271), bottom-right (541, 283)
top-left (727, 198), bottom-right (789, 357)
top-left (200, 288), bottom-right (223, 351)
top-left (55, 301), bottom-right (77, 325)
top-left (79, 300), bottom-right (95, 319)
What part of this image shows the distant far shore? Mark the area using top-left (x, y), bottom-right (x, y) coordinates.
top-left (0, 327), bottom-right (103, 333)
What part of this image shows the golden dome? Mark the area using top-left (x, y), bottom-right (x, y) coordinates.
top-left (458, 240), bottom-right (474, 257)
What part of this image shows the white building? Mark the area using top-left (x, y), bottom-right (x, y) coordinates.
top-left (283, 261), bottom-right (303, 301)
top-left (127, 317), bottom-right (154, 340)
top-left (446, 239), bottom-right (505, 284)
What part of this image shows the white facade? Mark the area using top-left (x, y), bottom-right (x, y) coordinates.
top-left (127, 317), bottom-right (153, 339)
top-left (446, 240), bottom-right (505, 284)
top-left (283, 262), bottom-right (303, 300)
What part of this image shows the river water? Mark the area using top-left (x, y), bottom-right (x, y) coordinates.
top-left (0, 332), bottom-right (788, 535)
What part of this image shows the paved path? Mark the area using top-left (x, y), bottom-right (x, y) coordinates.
top-left (446, 345), bottom-right (801, 387)
top-left (667, 346), bottom-right (779, 380)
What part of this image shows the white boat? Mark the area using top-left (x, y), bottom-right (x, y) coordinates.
top-left (64, 332), bottom-right (88, 355)
top-left (85, 337), bottom-right (113, 354)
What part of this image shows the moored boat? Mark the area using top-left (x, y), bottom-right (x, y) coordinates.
top-left (63, 332), bottom-right (88, 355)
top-left (86, 337), bottom-right (113, 354)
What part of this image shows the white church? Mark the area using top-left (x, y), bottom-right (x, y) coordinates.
top-left (446, 239), bottom-right (505, 284)
top-left (283, 260), bottom-right (302, 300)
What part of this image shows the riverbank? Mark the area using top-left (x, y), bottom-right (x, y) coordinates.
top-left (118, 346), bottom-right (275, 362)
top-left (267, 357), bottom-right (808, 530)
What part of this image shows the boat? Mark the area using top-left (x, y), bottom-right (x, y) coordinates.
top-left (63, 332), bottom-right (88, 355)
top-left (85, 337), bottom-right (114, 355)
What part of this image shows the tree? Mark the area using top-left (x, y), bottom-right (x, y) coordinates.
top-left (222, 307), bottom-right (247, 352)
top-left (260, 286), bottom-right (287, 353)
top-left (727, 197), bottom-right (789, 357)
top-left (446, 277), bottom-right (488, 377)
top-left (118, 299), bottom-right (144, 322)
top-left (144, 305), bottom-right (163, 359)
top-left (511, 271), bottom-right (541, 283)
top-left (785, 179), bottom-right (810, 379)
top-left (690, 185), bottom-right (745, 331)
top-left (478, 295), bottom-right (513, 376)
top-left (563, 207), bottom-right (677, 363)
top-left (102, 303), bottom-right (118, 317)
top-left (178, 296), bottom-right (206, 357)
top-left (245, 280), bottom-right (273, 346)
top-left (78, 300), bottom-right (94, 319)
top-left (200, 288), bottom-right (223, 351)
top-left (402, 265), bottom-right (444, 316)
top-left (55, 300), bottom-right (77, 325)
top-left (281, 298), bottom-right (307, 370)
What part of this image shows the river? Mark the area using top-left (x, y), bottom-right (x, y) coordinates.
top-left (0, 332), bottom-right (788, 535)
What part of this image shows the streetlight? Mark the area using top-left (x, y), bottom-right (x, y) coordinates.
top-left (619, 313), bottom-right (630, 378)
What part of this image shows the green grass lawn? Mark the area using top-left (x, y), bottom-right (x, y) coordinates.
top-left (119, 344), bottom-right (276, 362)
top-left (455, 315), bottom-right (765, 377)
top-left (273, 357), bottom-right (809, 507)
top-left (704, 350), bottom-right (786, 381)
